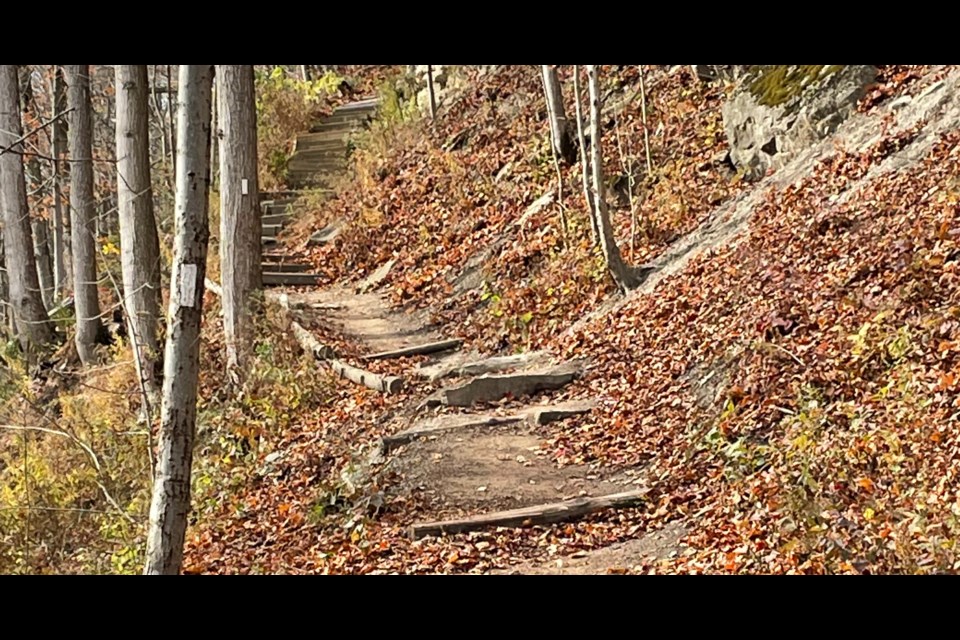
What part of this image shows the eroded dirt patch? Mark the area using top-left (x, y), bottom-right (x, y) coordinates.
top-left (388, 423), bottom-right (624, 518)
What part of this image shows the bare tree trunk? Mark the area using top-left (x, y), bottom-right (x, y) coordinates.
top-left (426, 65), bottom-right (437, 119)
top-left (0, 65), bottom-right (56, 352)
top-left (64, 65), bottom-right (105, 365)
top-left (17, 67), bottom-right (55, 311)
top-left (299, 65), bottom-right (311, 81)
top-left (572, 66), bottom-right (599, 244)
top-left (115, 65), bottom-right (162, 395)
top-left (31, 219), bottom-right (54, 309)
top-left (0, 231), bottom-right (9, 335)
top-left (144, 64), bottom-right (213, 576)
top-left (541, 65), bottom-right (576, 165)
top-left (52, 66), bottom-right (69, 300)
top-left (586, 65), bottom-right (643, 293)
top-left (210, 76), bottom-right (219, 185)
top-left (167, 65), bottom-right (176, 177)
top-left (217, 65), bottom-right (262, 375)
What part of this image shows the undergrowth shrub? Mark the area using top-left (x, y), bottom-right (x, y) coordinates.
top-left (255, 66), bottom-right (346, 190)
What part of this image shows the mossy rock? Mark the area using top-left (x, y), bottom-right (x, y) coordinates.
top-left (746, 65), bottom-right (846, 108)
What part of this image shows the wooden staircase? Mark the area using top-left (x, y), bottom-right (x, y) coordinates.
top-left (256, 98), bottom-right (378, 286)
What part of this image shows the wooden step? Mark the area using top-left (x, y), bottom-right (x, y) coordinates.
top-left (258, 190), bottom-right (300, 202)
top-left (334, 97), bottom-right (379, 112)
top-left (409, 490), bottom-right (650, 540)
top-left (261, 224), bottom-right (283, 238)
top-left (262, 212), bottom-right (294, 226)
top-left (263, 272), bottom-right (323, 286)
top-left (363, 339), bottom-right (463, 361)
top-left (262, 237), bottom-right (277, 247)
top-left (261, 262), bottom-right (312, 273)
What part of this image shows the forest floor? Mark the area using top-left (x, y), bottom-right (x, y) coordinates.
top-left (183, 65), bottom-right (960, 574)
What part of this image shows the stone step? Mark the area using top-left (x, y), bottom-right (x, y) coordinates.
top-left (263, 272), bottom-right (323, 287)
top-left (261, 262), bottom-right (312, 273)
top-left (262, 236), bottom-right (277, 247)
top-left (430, 362), bottom-right (584, 407)
top-left (415, 351), bottom-right (552, 382)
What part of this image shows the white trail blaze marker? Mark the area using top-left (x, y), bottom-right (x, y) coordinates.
top-left (180, 264), bottom-right (198, 308)
top-left (241, 178), bottom-right (249, 195)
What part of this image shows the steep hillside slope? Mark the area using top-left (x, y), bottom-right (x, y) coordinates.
top-left (185, 65), bottom-right (960, 574)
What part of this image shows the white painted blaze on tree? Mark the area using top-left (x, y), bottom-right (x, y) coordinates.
top-left (179, 263), bottom-right (198, 308)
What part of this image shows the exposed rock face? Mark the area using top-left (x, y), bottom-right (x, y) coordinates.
top-left (722, 65), bottom-right (878, 180)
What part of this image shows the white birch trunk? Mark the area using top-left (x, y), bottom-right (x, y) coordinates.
top-left (65, 65), bottom-right (105, 365)
top-left (144, 64), bottom-right (214, 576)
top-left (114, 65), bottom-right (162, 394)
top-left (217, 65), bottom-right (262, 374)
top-left (0, 65), bottom-right (55, 351)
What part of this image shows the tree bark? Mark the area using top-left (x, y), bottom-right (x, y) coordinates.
top-left (114, 65), bottom-right (162, 394)
top-left (144, 64), bottom-right (213, 576)
top-left (0, 65), bottom-right (56, 352)
top-left (17, 67), bottom-right (55, 310)
top-left (426, 65), bottom-right (437, 119)
top-left (541, 65), bottom-right (576, 165)
top-left (31, 218), bottom-right (54, 309)
top-left (572, 66), bottom-right (599, 244)
top-left (585, 65), bottom-right (642, 293)
top-left (64, 65), bottom-right (106, 365)
top-left (52, 66), bottom-right (68, 301)
top-left (217, 65), bottom-right (262, 374)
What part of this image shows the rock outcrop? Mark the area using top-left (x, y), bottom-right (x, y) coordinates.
top-left (722, 65), bottom-right (878, 180)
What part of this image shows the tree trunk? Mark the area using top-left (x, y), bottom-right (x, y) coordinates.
top-left (144, 64), bottom-right (213, 576)
top-left (572, 66), bottom-right (599, 244)
top-left (541, 65), bottom-right (576, 165)
top-left (299, 65), bottom-right (311, 81)
top-left (585, 65), bottom-right (642, 293)
top-left (18, 67), bottom-right (55, 310)
top-left (32, 218), bottom-right (54, 310)
top-left (0, 65), bottom-right (56, 352)
top-left (114, 65), bottom-right (162, 395)
top-left (217, 65), bottom-right (262, 374)
top-left (0, 231), bottom-right (9, 336)
top-left (52, 66), bottom-right (69, 299)
top-left (426, 65), bottom-right (437, 119)
top-left (64, 65), bottom-right (106, 365)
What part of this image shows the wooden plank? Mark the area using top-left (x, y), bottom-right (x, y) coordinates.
top-left (260, 262), bottom-right (312, 273)
top-left (261, 223), bottom-right (283, 238)
top-left (262, 272), bottom-right (322, 286)
top-left (409, 490), bottom-right (649, 540)
top-left (331, 358), bottom-right (403, 394)
top-left (363, 338), bottom-right (462, 361)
